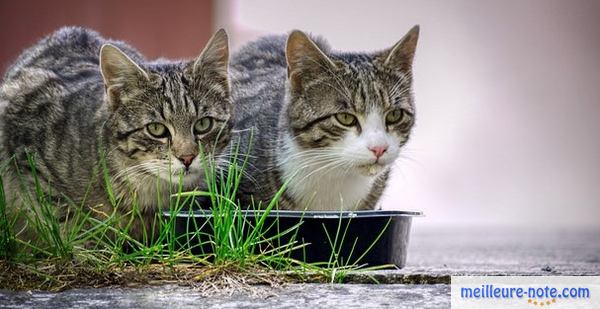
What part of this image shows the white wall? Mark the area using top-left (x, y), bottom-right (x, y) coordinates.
top-left (215, 0), bottom-right (600, 228)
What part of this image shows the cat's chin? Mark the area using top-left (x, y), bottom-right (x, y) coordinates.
top-left (154, 169), bottom-right (203, 187)
top-left (355, 163), bottom-right (388, 177)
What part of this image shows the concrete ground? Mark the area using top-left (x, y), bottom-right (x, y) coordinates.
top-left (0, 284), bottom-right (451, 308)
top-left (1, 227), bottom-right (598, 308)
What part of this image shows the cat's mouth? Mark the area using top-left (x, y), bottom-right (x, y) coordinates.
top-left (356, 162), bottom-right (387, 176)
top-left (172, 168), bottom-right (202, 177)
top-left (151, 167), bottom-right (203, 186)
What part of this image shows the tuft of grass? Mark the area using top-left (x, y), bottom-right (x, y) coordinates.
top-left (176, 139), bottom-right (306, 268)
top-left (0, 175), bottom-right (16, 260)
top-left (12, 153), bottom-right (88, 260)
top-left (320, 215), bottom-right (394, 283)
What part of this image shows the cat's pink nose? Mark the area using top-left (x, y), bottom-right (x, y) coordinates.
top-left (369, 145), bottom-right (388, 159)
top-left (178, 154), bottom-right (196, 168)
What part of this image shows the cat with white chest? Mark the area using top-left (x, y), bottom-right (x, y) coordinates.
top-left (229, 26), bottom-right (420, 210)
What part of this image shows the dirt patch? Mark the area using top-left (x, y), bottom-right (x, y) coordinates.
top-left (0, 260), bottom-right (306, 295)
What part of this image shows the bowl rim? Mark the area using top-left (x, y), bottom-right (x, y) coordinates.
top-left (163, 209), bottom-right (423, 219)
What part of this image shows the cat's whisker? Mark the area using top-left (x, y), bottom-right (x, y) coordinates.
top-left (275, 152), bottom-right (341, 168)
top-left (288, 157), bottom-right (343, 180)
top-left (111, 160), bottom-right (171, 184)
top-left (275, 157), bottom-right (344, 172)
top-left (280, 155), bottom-right (339, 171)
top-left (293, 159), bottom-right (350, 184)
top-left (112, 160), bottom-right (167, 176)
top-left (278, 150), bottom-right (341, 161)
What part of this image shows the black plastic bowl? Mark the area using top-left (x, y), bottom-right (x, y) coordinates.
top-left (164, 209), bottom-right (422, 268)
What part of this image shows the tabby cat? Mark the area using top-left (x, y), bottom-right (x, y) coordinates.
top-left (0, 27), bottom-right (232, 239)
top-left (230, 26), bottom-right (419, 211)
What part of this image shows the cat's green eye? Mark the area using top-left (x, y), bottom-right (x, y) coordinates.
top-left (385, 109), bottom-right (404, 124)
top-left (334, 113), bottom-right (357, 127)
top-left (146, 123), bottom-right (169, 138)
top-left (194, 117), bottom-right (213, 134)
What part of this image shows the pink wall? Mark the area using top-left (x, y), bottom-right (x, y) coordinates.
top-left (0, 0), bottom-right (214, 72)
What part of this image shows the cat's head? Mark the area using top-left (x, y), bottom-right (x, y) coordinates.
top-left (284, 26), bottom-right (419, 177)
top-left (100, 29), bottom-right (231, 185)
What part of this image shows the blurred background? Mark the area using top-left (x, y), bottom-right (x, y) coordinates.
top-left (1, 0), bottom-right (599, 229)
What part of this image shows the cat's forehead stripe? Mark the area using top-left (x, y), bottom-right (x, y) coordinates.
top-left (158, 71), bottom-right (195, 118)
top-left (346, 71), bottom-right (391, 113)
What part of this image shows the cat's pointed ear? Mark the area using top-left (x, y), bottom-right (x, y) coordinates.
top-left (100, 44), bottom-right (149, 89)
top-left (378, 25), bottom-right (420, 72)
top-left (286, 30), bottom-right (337, 90)
top-left (190, 28), bottom-right (229, 90)
top-left (100, 44), bottom-right (149, 109)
